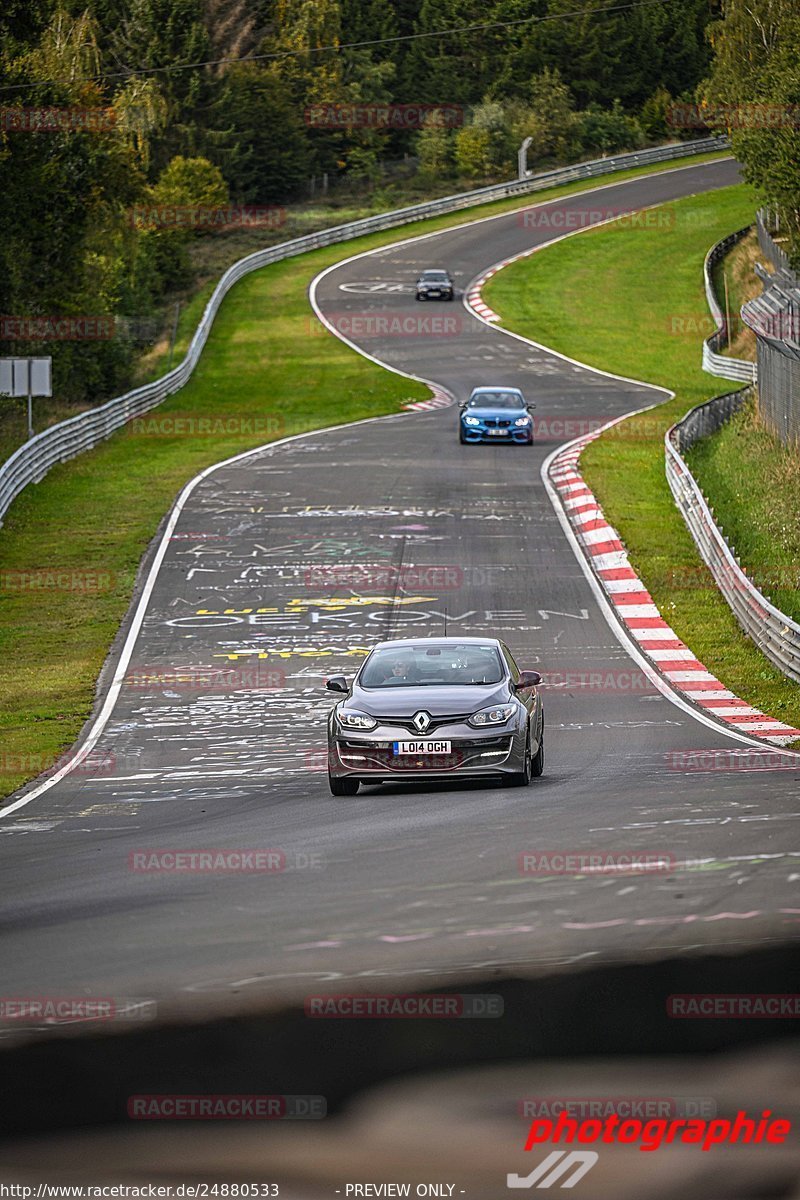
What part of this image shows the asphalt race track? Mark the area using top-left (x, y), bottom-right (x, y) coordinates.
top-left (2, 156), bottom-right (799, 1024)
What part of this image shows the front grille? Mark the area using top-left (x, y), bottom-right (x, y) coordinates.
top-left (371, 713), bottom-right (472, 733)
top-left (484, 418), bottom-right (512, 428)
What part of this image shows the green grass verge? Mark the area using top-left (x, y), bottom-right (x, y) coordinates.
top-left (686, 397), bottom-right (800, 623)
top-left (484, 182), bottom-right (800, 738)
top-left (0, 149), bottom-right (731, 800)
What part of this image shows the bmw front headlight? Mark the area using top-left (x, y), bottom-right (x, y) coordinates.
top-left (514, 416), bottom-right (531, 426)
top-left (464, 416), bottom-right (480, 426)
top-left (468, 704), bottom-right (516, 727)
top-left (338, 709), bottom-right (378, 730)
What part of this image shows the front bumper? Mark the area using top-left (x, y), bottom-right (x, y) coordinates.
top-left (460, 421), bottom-right (533, 444)
top-left (327, 719), bottom-right (527, 782)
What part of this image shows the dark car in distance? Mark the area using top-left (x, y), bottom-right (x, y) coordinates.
top-left (325, 637), bottom-right (544, 795)
top-left (415, 268), bottom-right (455, 301)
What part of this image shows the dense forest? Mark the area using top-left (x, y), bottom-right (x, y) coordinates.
top-left (0, 0), bottom-right (796, 408)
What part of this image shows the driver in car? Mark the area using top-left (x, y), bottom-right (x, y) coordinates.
top-left (385, 656), bottom-right (417, 684)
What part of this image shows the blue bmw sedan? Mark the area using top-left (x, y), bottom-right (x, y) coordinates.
top-left (459, 386), bottom-right (535, 445)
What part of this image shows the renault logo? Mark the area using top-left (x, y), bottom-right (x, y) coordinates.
top-left (412, 711), bottom-right (432, 733)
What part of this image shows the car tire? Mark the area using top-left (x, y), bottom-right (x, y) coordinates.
top-left (531, 718), bottom-right (544, 777)
top-left (510, 730), bottom-right (533, 787)
top-left (329, 775), bottom-right (359, 796)
top-left (459, 429), bottom-right (467, 444)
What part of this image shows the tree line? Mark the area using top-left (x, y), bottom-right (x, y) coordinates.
top-left (1, 0), bottom-right (792, 411)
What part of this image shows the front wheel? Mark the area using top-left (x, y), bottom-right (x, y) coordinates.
top-left (532, 720), bottom-right (544, 777)
top-left (510, 731), bottom-right (533, 787)
top-left (329, 775), bottom-right (359, 796)
top-left (531, 732), bottom-right (544, 777)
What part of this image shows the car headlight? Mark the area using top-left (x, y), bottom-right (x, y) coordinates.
top-left (468, 704), bottom-right (516, 727)
top-left (514, 416), bottom-right (531, 426)
top-left (338, 709), bottom-right (378, 731)
top-left (464, 416), bottom-right (480, 426)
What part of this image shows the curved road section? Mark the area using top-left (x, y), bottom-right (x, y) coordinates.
top-left (1, 158), bottom-right (797, 1017)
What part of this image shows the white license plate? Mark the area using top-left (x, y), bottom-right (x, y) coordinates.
top-left (393, 740), bottom-right (451, 755)
top-left (488, 428), bottom-right (508, 435)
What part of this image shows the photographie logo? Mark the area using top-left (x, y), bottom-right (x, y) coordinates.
top-left (518, 851), bottom-right (675, 876)
top-left (0, 107), bottom-right (115, 132)
top-left (304, 103), bottom-right (463, 129)
top-left (308, 312), bottom-right (462, 338)
top-left (127, 206), bottom-right (286, 232)
top-left (305, 993), bottom-right (503, 1018)
top-left (128, 1094), bottom-right (326, 1120)
top-left (0, 316), bottom-right (114, 340)
top-left (518, 1107), bottom-right (791, 1154)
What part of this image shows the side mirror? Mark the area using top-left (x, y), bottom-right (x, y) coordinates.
top-left (458, 401), bottom-right (468, 410)
top-left (326, 675), bottom-right (348, 694)
top-left (526, 402), bottom-right (536, 410)
top-left (515, 670), bottom-right (542, 689)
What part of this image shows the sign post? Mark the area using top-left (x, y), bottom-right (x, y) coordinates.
top-left (0, 357), bottom-right (52, 439)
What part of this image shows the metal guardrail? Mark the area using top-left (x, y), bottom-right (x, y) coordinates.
top-left (756, 208), bottom-right (793, 274)
top-left (742, 210), bottom-right (800, 448)
top-left (701, 227), bottom-right (757, 383)
top-left (666, 386), bottom-right (800, 684)
top-left (0, 136), bottom-right (728, 526)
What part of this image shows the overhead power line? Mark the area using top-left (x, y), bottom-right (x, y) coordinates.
top-left (0, 0), bottom-right (678, 96)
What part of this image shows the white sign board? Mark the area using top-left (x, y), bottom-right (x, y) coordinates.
top-left (0, 357), bottom-right (52, 397)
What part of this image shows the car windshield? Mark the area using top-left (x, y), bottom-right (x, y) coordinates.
top-left (360, 643), bottom-right (504, 688)
top-left (421, 271), bottom-right (448, 281)
top-left (467, 391), bottom-right (524, 409)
